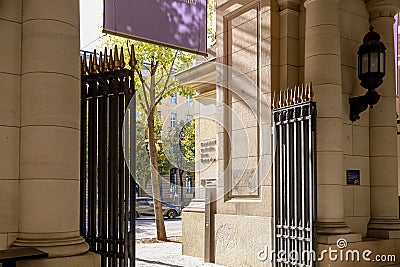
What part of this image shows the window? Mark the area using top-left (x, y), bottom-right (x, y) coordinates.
top-left (170, 92), bottom-right (177, 104)
top-left (170, 113), bottom-right (177, 127)
top-left (157, 111), bottom-right (161, 118)
top-left (186, 95), bottom-right (192, 106)
top-left (186, 115), bottom-right (192, 121)
top-left (186, 175), bottom-right (193, 194)
top-left (170, 168), bottom-right (177, 193)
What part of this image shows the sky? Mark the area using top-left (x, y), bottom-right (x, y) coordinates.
top-left (80, 0), bottom-right (104, 52)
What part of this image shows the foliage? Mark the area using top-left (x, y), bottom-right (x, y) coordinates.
top-left (100, 36), bottom-right (195, 181)
top-left (135, 112), bottom-right (171, 187)
top-left (100, 35), bottom-right (197, 240)
top-left (179, 119), bottom-right (196, 164)
top-left (102, 36), bottom-right (195, 100)
top-left (98, 0), bottom-right (215, 240)
top-left (207, 0), bottom-right (216, 44)
top-left (162, 120), bottom-right (196, 172)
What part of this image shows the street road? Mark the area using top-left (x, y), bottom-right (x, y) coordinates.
top-left (135, 217), bottom-right (182, 239)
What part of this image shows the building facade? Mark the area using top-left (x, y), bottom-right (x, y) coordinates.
top-left (180, 0), bottom-right (400, 266)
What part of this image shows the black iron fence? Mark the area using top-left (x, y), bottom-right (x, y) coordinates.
top-left (80, 47), bottom-right (136, 267)
top-left (272, 84), bottom-right (317, 267)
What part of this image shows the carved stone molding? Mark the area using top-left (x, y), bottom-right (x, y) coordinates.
top-left (367, 0), bottom-right (400, 19)
top-left (277, 0), bottom-right (301, 11)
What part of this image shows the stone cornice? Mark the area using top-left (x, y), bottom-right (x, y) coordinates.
top-left (366, 0), bottom-right (400, 19)
top-left (277, 0), bottom-right (301, 11)
top-left (304, 0), bottom-right (339, 10)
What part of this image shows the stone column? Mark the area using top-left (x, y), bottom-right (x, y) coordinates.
top-left (367, 2), bottom-right (400, 239)
top-left (304, 0), bottom-right (361, 243)
top-left (0, 0), bottom-right (22, 250)
top-left (278, 0), bottom-right (300, 89)
top-left (13, 0), bottom-right (99, 265)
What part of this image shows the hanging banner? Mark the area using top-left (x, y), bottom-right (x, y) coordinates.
top-left (103, 0), bottom-right (207, 55)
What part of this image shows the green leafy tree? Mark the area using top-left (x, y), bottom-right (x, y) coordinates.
top-left (162, 120), bottom-right (195, 208)
top-left (102, 35), bottom-right (194, 240)
top-left (132, 44), bottom-right (194, 241)
top-left (180, 119), bottom-right (196, 164)
top-left (135, 112), bottom-right (170, 196)
top-left (100, 0), bottom-right (215, 240)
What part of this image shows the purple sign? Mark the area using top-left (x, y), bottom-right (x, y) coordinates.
top-left (104, 0), bottom-right (207, 55)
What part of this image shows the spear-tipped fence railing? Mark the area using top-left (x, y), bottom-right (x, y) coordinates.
top-left (80, 45), bottom-right (136, 267)
top-left (272, 83), bottom-right (317, 267)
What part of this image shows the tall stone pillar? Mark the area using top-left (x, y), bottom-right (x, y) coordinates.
top-left (367, 2), bottom-right (400, 239)
top-left (304, 0), bottom-right (361, 243)
top-left (13, 0), bottom-right (99, 265)
top-left (278, 0), bottom-right (300, 89)
top-left (0, 0), bottom-right (22, 250)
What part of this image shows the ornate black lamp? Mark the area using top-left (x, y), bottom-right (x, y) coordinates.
top-left (349, 26), bottom-right (386, 122)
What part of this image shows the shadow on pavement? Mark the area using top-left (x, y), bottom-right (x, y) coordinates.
top-left (136, 257), bottom-right (184, 267)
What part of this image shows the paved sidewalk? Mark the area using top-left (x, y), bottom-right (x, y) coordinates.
top-left (136, 241), bottom-right (225, 267)
top-left (136, 218), bottom-right (182, 239)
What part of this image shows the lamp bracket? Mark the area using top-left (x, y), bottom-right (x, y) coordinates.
top-left (349, 89), bottom-right (380, 122)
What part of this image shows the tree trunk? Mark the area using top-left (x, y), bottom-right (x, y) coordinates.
top-left (148, 109), bottom-right (167, 241)
top-left (179, 169), bottom-right (184, 209)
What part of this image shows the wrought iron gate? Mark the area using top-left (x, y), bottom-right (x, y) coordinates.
top-left (80, 47), bottom-right (136, 267)
top-left (272, 84), bottom-right (316, 267)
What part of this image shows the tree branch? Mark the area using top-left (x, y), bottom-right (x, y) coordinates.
top-left (131, 43), bottom-right (150, 111)
top-left (136, 90), bottom-right (148, 113)
top-left (155, 51), bottom-right (179, 105)
top-left (155, 71), bottom-right (166, 87)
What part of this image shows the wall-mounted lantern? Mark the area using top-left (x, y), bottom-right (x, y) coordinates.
top-left (349, 26), bottom-right (386, 122)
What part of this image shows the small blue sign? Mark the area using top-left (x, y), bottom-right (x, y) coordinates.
top-left (346, 170), bottom-right (360, 185)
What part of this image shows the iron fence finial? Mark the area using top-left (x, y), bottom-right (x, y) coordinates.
top-left (89, 54), bottom-right (94, 74)
top-left (114, 45), bottom-right (120, 70)
top-left (109, 49), bottom-right (114, 70)
top-left (272, 91), bottom-right (276, 109)
top-left (285, 88), bottom-right (290, 106)
top-left (93, 49), bottom-right (99, 73)
top-left (103, 47), bottom-right (109, 71)
top-left (99, 52), bottom-right (104, 73)
top-left (120, 47), bottom-right (125, 69)
top-left (129, 44), bottom-right (135, 68)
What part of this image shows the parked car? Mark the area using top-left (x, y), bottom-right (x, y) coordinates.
top-left (134, 197), bottom-right (181, 219)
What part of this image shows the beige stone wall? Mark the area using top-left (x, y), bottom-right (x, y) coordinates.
top-left (215, 0), bottom-right (274, 216)
top-left (214, 214), bottom-right (272, 267)
top-left (339, 0), bottom-right (371, 237)
top-left (195, 92), bottom-right (217, 199)
top-left (182, 211), bottom-right (205, 258)
top-left (181, 92), bottom-right (216, 259)
top-left (213, 0), bottom-right (274, 265)
top-left (0, 0), bottom-right (22, 250)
